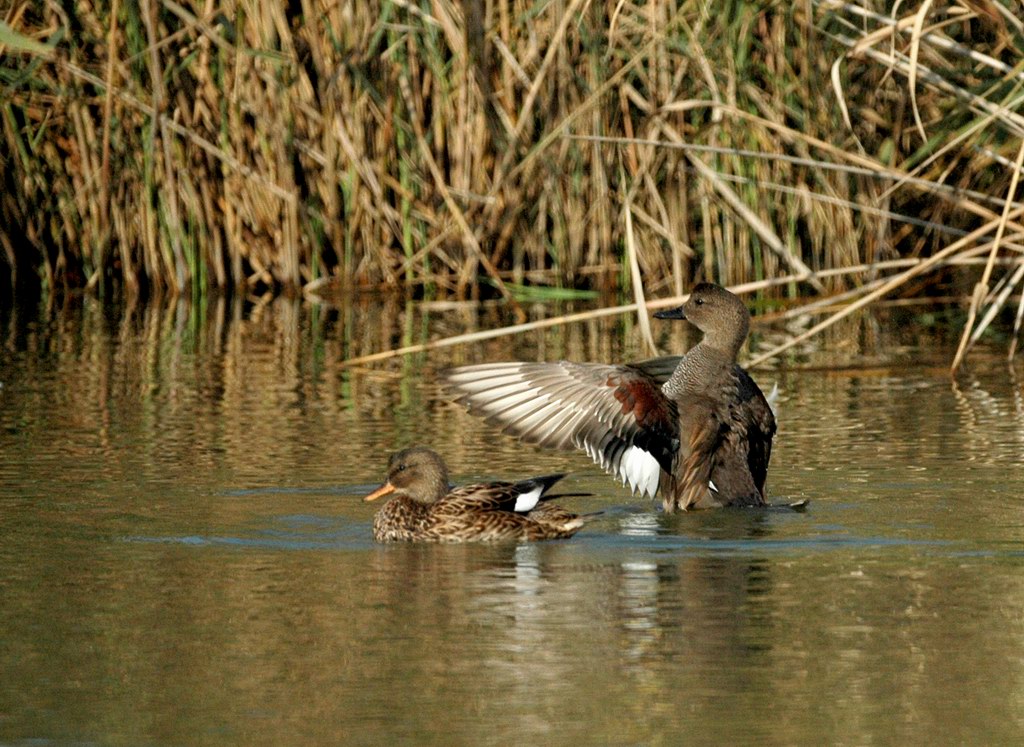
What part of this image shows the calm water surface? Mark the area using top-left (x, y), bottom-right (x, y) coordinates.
top-left (2, 296), bottom-right (1023, 745)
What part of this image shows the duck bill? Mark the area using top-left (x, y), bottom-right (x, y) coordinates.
top-left (363, 482), bottom-right (396, 502)
top-left (653, 305), bottom-right (686, 320)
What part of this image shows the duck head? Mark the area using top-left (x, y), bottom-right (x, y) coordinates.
top-left (363, 446), bottom-right (451, 504)
top-left (654, 282), bottom-right (751, 354)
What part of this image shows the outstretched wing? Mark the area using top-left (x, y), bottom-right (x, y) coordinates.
top-left (444, 361), bottom-right (680, 498)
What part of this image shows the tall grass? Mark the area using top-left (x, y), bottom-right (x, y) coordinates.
top-left (1, 1), bottom-right (1022, 305)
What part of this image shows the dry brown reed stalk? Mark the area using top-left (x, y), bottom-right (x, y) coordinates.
top-left (0, 0), bottom-right (1022, 354)
top-left (748, 205), bottom-right (1024, 369)
top-left (778, 242), bottom-right (1024, 321)
top-left (339, 300), bottom-right (645, 368)
top-left (622, 196), bottom-right (655, 354)
top-left (339, 248), bottom-right (1015, 369)
top-left (950, 138), bottom-right (1024, 373)
top-left (96, 0), bottom-right (121, 293)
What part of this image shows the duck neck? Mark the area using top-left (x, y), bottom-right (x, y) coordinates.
top-left (410, 469), bottom-right (449, 504)
top-left (386, 494), bottom-right (433, 523)
top-left (374, 495), bottom-right (433, 537)
top-left (664, 339), bottom-right (737, 396)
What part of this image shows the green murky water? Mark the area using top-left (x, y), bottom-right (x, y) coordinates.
top-left (2, 296), bottom-right (1023, 745)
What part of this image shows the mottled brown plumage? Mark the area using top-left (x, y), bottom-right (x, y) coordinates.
top-left (444, 283), bottom-right (775, 512)
top-left (364, 447), bottom-right (588, 542)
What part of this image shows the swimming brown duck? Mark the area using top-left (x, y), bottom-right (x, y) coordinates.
top-left (364, 447), bottom-right (588, 542)
top-left (444, 283), bottom-right (775, 512)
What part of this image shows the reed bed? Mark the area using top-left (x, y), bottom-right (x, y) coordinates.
top-left (2, 1), bottom-right (1024, 361)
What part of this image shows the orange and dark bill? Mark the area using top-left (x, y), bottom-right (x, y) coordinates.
top-left (363, 482), bottom-right (396, 502)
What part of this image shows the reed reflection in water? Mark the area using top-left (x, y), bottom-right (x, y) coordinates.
top-left (1, 294), bottom-right (1024, 744)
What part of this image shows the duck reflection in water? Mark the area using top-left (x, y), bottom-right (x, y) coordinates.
top-left (363, 507), bottom-right (780, 715)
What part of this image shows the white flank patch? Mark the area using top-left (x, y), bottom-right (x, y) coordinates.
top-left (709, 479), bottom-right (719, 493)
top-left (513, 486), bottom-right (544, 512)
top-left (618, 445), bottom-right (661, 498)
top-left (766, 383), bottom-right (779, 416)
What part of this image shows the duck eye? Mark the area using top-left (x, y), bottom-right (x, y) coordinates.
top-left (397, 464), bottom-right (406, 472)
top-left (695, 298), bottom-right (704, 306)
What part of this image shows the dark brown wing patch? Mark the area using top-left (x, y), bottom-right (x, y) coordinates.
top-left (609, 375), bottom-right (670, 425)
top-left (606, 372), bottom-right (680, 475)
